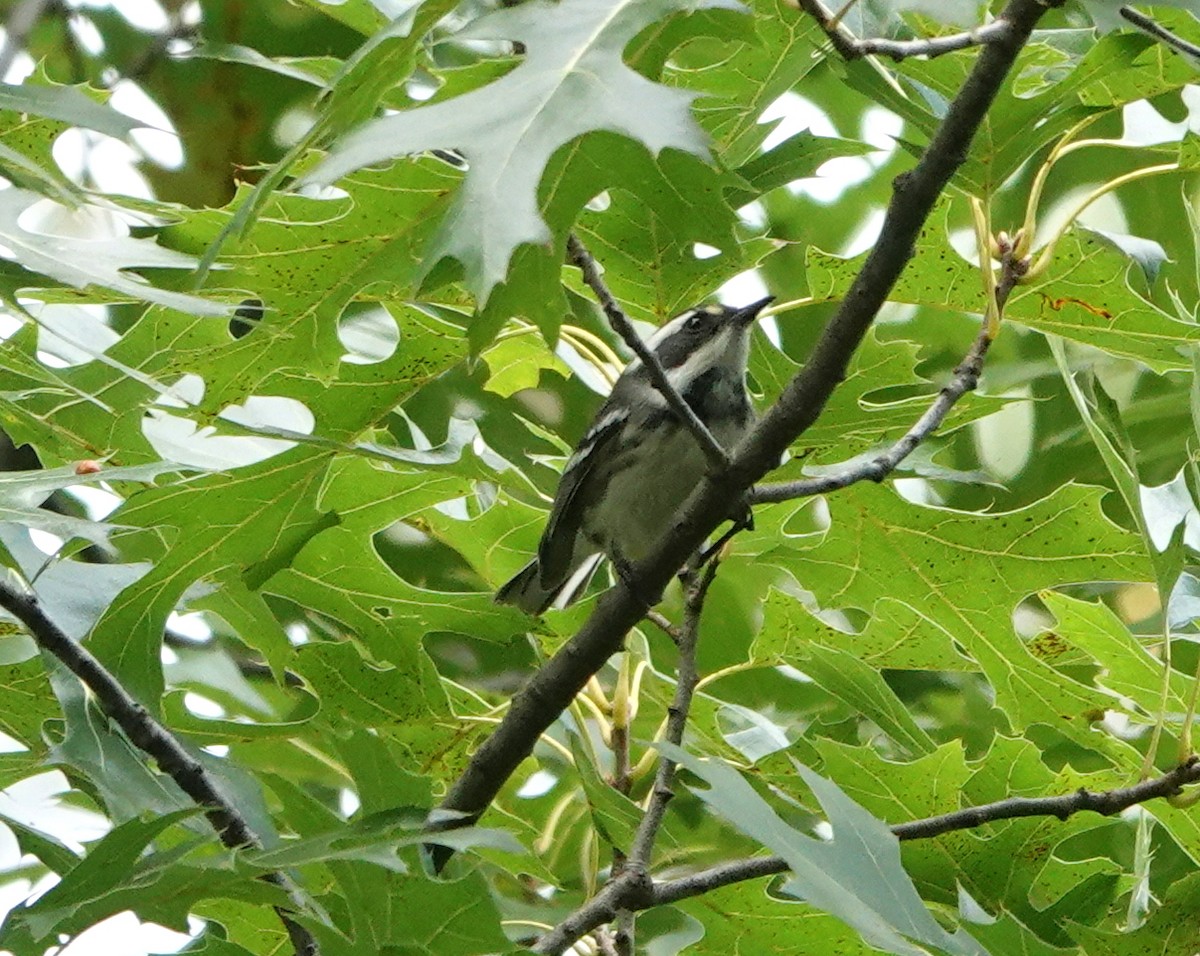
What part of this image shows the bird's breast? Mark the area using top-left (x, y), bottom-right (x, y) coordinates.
top-left (582, 400), bottom-right (750, 563)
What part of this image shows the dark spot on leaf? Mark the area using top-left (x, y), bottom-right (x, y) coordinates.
top-left (373, 606), bottom-right (392, 619)
top-left (230, 299), bottom-right (265, 339)
top-left (1029, 631), bottom-right (1068, 660)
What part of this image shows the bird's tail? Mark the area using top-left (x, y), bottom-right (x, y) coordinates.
top-left (495, 555), bottom-right (602, 614)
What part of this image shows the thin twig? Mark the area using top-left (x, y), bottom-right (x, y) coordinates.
top-left (752, 323), bottom-right (992, 503)
top-left (532, 742), bottom-right (1200, 941)
top-left (0, 580), bottom-right (318, 956)
top-left (1120, 6), bottom-right (1200, 61)
top-left (625, 565), bottom-right (715, 867)
top-left (644, 610), bottom-right (681, 643)
top-left (536, 562), bottom-right (719, 954)
top-left (566, 233), bottom-right (731, 472)
top-left (753, 221), bottom-right (1029, 505)
top-left (0, 0), bottom-right (54, 79)
top-left (613, 912), bottom-right (635, 956)
top-left (797, 0), bottom-right (1012, 62)
top-left (654, 756), bottom-right (1200, 906)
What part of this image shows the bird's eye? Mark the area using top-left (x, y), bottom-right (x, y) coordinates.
top-left (685, 312), bottom-right (703, 331)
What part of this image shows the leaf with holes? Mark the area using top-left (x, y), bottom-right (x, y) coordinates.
top-left (310, 0), bottom-right (745, 301)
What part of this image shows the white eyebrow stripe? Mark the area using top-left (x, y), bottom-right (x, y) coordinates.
top-left (665, 325), bottom-right (738, 391)
top-left (624, 311), bottom-right (696, 374)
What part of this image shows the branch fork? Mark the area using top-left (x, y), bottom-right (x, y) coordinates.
top-left (795, 0), bottom-right (1014, 62)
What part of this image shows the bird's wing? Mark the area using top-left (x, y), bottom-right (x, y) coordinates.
top-left (537, 405), bottom-right (629, 588)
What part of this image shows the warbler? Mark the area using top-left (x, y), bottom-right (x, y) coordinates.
top-left (496, 296), bottom-right (773, 613)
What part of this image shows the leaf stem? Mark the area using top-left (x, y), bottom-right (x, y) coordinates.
top-left (1029, 163), bottom-right (1178, 277)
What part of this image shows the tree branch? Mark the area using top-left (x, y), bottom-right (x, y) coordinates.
top-left (1120, 6), bottom-right (1200, 62)
top-left (796, 0), bottom-right (1012, 62)
top-left (535, 564), bottom-right (718, 955)
top-left (654, 756), bottom-right (1200, 907)
top-left (566, 233), bottom-right (731, 472)
top-left (431, 0), bottom-right (1058, 855)
top-left (0, 580), bottom-right (318, 956)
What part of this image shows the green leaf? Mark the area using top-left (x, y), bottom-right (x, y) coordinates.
top-left (565, 143), bottom-right (751, 327)
top-left (569, 732), bottom-right (641, 851)
top-left (681, 0), bottom-right (825, 163)
top-left (0, 460), bottom-right (184, 546)
top-left (324, 866), bottom-right (510, 953)
top-left (0, 811), bottom-right (273, 946)
top-left (482, 334), bottom-right (571, 397)
top-left (293, 0), bottom-right (387, 34)
top-left (0, 525), bottom-right (154, 650)
top-left (185, 41), bottom-right (327, 88)
top-left (311, 0), bottom-right (745, 300)
top-left (1013, 233), bottom-right (1200, 374)
top-left (246, 813), bottom-right (521, 870)
top-left (748, 324), bottom-right (1002, 467)
top-left (665, 746), bottom-right (986, 956)
top-left (806, 215), bottom-right (1200, 374)
top-left (677, 879), bottom-right (866, 955)
top-left (293, 639), bottom-right (447, 727)
top-left (1052, 338), bottom-right (1183, 595)
top-left (86, 448), bottom-right (337, 704)
top-left (1071, 872), bottom-right (1200, 955)
top-left (194, 1), bottom-right (458, 275)
top-left (0, 190), bottom-right (226, 316)
top-left (0, 656), bottom-right (57, 752)
top-left (789, 644), bottom-right (936, 757)
top-left (755, 483), bottom-right (1149, 748)
top-left (725, 130), bottom-right (876, 207)
top-left (874, 30), bottom-right (1196, 195)
top-left (1040, 592), bottom-right (1188, 716)
top-left (0, 811), bottom-right (80, 875)
top-left (28, 309), bottom-right (471, 701)
top-left (0, 81), bottom-right (144, 139)
top-left (812, 736), bottom-right (1132, 938)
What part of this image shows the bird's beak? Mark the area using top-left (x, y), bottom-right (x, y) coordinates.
top-left (732, 295), bottom-right (775, 327)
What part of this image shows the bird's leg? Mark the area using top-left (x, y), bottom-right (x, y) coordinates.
top-left (732, 495), bottom-right (754, 533)
top-left (695, 496), bottom-right (754, 567)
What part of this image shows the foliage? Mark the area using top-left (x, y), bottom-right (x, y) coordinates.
top-left (0, 1), bottom-right (1199, 954)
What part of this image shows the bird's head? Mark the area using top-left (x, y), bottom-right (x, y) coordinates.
top-left (644, 296), bottom-right (774, 385)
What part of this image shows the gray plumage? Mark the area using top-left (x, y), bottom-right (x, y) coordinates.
top-left (496, 297), bottom-right (772, 614)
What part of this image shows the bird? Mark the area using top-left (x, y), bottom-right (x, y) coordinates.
top-left (495, 295), bottom-right (774, 613)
